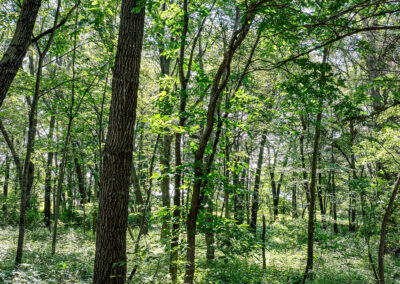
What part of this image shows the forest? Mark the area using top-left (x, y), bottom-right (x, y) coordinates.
top-left (0, 0), bottom-right (400, 283)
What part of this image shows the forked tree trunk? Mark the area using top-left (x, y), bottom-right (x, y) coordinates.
top-left (93, 0), bottom-right (145, 282)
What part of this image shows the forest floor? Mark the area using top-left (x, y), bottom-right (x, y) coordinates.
top-left (0, 217), bottom-right (399, 283)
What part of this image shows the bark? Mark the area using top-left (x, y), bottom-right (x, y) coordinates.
top-left (317, 169), bottom-right (326, 229)
top-left (74, 151), bottom-right (86, 203)
top-left (52, 116), bottom-right (73, 253)
top-left (224, 138), bottom-right (231, 219)
top-left (348, 121), bottom-right (357, 232)
top-left (250, 134), bottom-right (266, 231)
top-left (44, 114), bottom-right (56, 227)
top-left (303, 48), bottom-right (328, 282)
top-left (15, 0), bottom-right (61, 263)
top-left (160, 134), bottom-right (171, 239)
top-left (303, 110), bottom-right (322, 282)
top-left (52, 6), bottom-right (76, 254)
top-left (331, 170), bottom-right (338, 234)
top-left (0, 0), bottom-right (42, 108)
top-left (378, 173), bottom-right (400, 284)
top-left (2, 155), bottom-right (11, 212)
top-left (184, 4), bottom-right (258, 281)
top-left (300, 116), bottom-right (310, 204)
top-left (292, 181), bottom-right (298, 219)
top-left (93, 0), bottom-right (145, 282)
top-left (205, 194), bottom-right (215, 262)
top-left (262, 215), bottom-right (266, 270)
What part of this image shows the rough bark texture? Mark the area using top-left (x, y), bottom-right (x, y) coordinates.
top-left (250, 134), bottom-right (266, 231)
top-left (378, 173), bottom-right (400, 284)
top-left (0, 0), bottom-right (42, 108)
top-left (93, 0), bottom-right (145, 282)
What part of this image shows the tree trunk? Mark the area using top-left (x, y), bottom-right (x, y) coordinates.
top-left (74, 150), bottom-right (86, 203)
top-left (0, 0), bottom-right (42, 108)
top-left (93, 0), bottom-right (145, 282)
top-left (160, 134), bottom-right (171, 239)
top-left (250, 134), bottom-right (266, 231)
top-left (205, 194), bottom-right (215, 262)
top-left (224, 138), bottom-right (230, 219)
top-left (378, 173), bottom-right (400, 284)
top-left (44, 114), bottom-right (56, 227)
top-left (2, 155), bottom-right (10, 212)
top-left (304, 48), bottom-right (328, 281)
top-left (303, 110), bottom-right (322, 282)
top-left (317, 170), bottom-right (326, 229)
top-left (292, 183), bottom-right (297, 219)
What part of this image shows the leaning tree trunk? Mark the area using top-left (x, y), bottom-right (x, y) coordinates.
top-left (93, 0), bottom-right (145, 282)
top-left (0, 0), bottom-right (42, 108)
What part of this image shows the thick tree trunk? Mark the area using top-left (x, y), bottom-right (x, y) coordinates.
top-left (0, 0), bottom-right (42, 108)
top-left (378, 173), bottom-right (400, 284)
top-left (93, 0), bottom-right (145, 282)
top-left (250, 134), bottom-right (266, 231)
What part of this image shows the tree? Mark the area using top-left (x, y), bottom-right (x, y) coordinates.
top-left (93, 0), bottom-right (146, 282)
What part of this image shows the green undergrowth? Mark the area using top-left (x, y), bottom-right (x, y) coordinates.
top-left (0, 217), bottom-right (399, 283)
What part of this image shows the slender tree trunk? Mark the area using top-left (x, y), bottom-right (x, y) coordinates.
top-left (250, 134), bottom-right (266, 231)
top-left (205, 194), bottom-right (215, 262)
top-left (93, 0), bottom-right (145, 282)
top-left (224, 138), bottom-right (230, 219)
top-left (74, 151), bottom-right (86, 203)
top-left (52, 117), bottom-right (73, 254)
top-left (378, 173), bottom-right (400, 284)
top-left (304, 48), bottom-right (328, 281)
top-left (2, 155), bottom-right (10, 212)
top-left (262, 215), bottom-right (266, 270)
top-left (317, 169), bottom-right (326, 229)
top-left (160, 134), bottom-right (171, 239)
top-left (44, 114), bottom-right (56, 227)
top-left (184, 3), bottom-right (259, 281)
top-left (303, 110), bottom-right (322, 282)
top-left (15, 1), bottom-right (61, 263)
top-left (292, 186), bottom-right (297, 218)
top-left (331, 170), bottom-right (338, 234)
